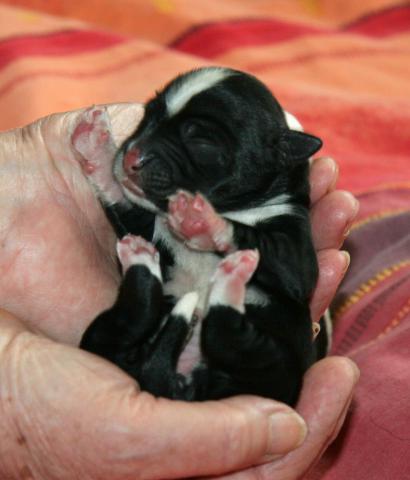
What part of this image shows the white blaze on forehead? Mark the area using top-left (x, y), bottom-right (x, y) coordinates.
top-left (166, 68), bottom-right (233, 117)
top-left (284, 111), bottom-right (304, 132)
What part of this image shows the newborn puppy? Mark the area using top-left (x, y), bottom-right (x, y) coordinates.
top-left (75, 67), bottom-right (327, 405)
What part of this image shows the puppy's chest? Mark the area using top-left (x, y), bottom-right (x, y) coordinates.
top-left (153, 218), bottom-right (269, 312)
top-left (153, 219), bottom-right (220, 311)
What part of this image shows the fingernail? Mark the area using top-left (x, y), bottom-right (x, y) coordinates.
top-left (350, 360), bottom-right (361, 383)
top-left (324, 157), bottom-right (339, 191)
top-left (267, 410), bottom-right (307, 456)
top-left (340, 251), bottom-right (351, 272)
top-left (348, 196), bottom-right (360, 219)
top-left (342, 196), bottom-right (360, 238)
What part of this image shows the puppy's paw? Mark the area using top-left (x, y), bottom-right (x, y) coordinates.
top-left (208, 250), bottom-right (259, 313)
top-left (116, 234), bottom-right (162, 281)
top-left (71, 106), bottom-right (123, 203)
top-left (167, 190), bottom-right (233, 252)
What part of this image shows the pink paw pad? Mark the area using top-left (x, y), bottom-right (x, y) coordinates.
top-left (218, 250), bottom-right (259, 282)
top-left (71, 106), bottom-right (124, 203)
top-left (116, 235), bottom-right (161, 280)
top-left (71, 106), bottom-right (116, 175)
top-left (208, 250), bottom-right (260, 312)
top-left (167, 190), bottom-right (232, 252)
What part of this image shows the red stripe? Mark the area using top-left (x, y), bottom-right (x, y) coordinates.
top-left (171, 5), bottom-right (410, 59)
top-left (171, 19), bottom-right (325, 58)
top-left (0, 29), bottom-right (126, 70)
top-left (344, 4), bottom-right (410, 36)
top-left (0, 49), bottom-right (161, 99)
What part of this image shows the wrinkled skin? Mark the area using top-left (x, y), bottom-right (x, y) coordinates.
top-left (0, 104), bottom-right (359, 480)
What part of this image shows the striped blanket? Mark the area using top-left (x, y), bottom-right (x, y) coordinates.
top-left (0, 1), bottom-right (409, 478)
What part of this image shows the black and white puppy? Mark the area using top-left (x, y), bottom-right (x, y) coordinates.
top-left (75, 67), bottom-right (327, 405)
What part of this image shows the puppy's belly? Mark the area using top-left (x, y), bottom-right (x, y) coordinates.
top-left (155, 217), bottom-right (219, 311)
top-left (156, 216), bottom-right (270, 376)
top-left (164, 250), bottom-right (220, 312)
top-left (161, 240), bottom-right (270, 376)
top-left (163, 250), bottom-right (270, 312)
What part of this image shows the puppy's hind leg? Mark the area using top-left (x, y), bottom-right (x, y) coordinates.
top-left (80, 235), bottom-right (164, 379)
top-left (194, 250), bottom-right (305, 403)
top-left (138, 292), bottom-right (200, 399)
top-left (190, 250), bottom-right (265, 400)
top-left (207, 249), bottom-right (259, 314)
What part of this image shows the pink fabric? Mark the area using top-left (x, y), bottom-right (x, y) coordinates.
top-left (308, 188), bottom-right (410, 478)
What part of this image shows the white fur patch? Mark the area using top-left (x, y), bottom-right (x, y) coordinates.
top-left (134, 253), bottom-right (162, 282)
top-left (121, 187), bottom-right (159, 214)
top-left (154, 218), bottom-right (221, 312)
top-left (154, 218), bottom-right (272, 316)
top-left (208, 277), bottom-right (245, 314)
top-left (171, 292), bottom-right (199, 323)
top-left (245, 286), bottom-right (270, 307)
top-left (222, 194), bottom-right (295, 226)
top-left (166, 68), bottom-right (233, 117)
top-left (284, 111), bottom-right (304, 132)
top-left (116, 241), bottom-right (162, 282)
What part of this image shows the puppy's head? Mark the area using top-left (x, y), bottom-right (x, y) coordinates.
top-left (114, 67), bottom-right (322, 212)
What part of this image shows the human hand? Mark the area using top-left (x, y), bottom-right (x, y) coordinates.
top-left (0, 105), bottom-right (358, 479)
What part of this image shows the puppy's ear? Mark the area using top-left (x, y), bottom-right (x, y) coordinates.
top-left (279, 130), bottom-right (322, 161)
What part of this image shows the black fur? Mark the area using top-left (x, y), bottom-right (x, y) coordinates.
top-left (80, 67), bottom-right (327, 405)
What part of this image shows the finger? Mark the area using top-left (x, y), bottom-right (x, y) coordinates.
top-left (216, 357), bottom-right (359, 480)
top-left (269, 356), bottom-right (359, 479)
top-left (0, 313), bottom-right (305, 480)
top-left (309, 157), bottom-right (339, 205)
top-left (310, 249), bottom-right (350, 322)
top-left (311, 190), bottom-right (359, 250)
top-left (123, 394), bottom-right (308, 479)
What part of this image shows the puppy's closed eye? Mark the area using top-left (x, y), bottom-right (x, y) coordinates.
top-left (181, 120), bottom-right (220, 145)
top-left (180, 120), bottom-right (201, 139)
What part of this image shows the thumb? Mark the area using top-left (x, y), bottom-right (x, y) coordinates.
top-left (124, 393), bottom-right (307, 479)
top-left (0, 310), bottom-right (306, 480)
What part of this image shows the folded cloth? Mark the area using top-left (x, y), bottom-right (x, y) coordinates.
top-left (308, 186), bottom-right (410, 479)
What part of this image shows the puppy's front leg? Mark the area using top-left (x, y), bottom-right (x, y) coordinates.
top-left (71, 106), bottom-right (154, 238)
top-left (71, 106), bottom-right (125, 205)
top-left (167, 190), bottom-right (234, 252)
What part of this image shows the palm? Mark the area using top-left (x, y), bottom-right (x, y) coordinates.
top-left (0, 104), bottom-right (358, 480)
top-left (0, 104), bottom-right (143, 344)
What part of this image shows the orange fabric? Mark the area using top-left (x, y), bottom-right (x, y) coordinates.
top-left (0, 0), bottom-right (403, 36)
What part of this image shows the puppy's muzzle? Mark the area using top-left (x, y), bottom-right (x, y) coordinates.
top-left (123, 147), bottom-right (156, 175)
top-left (123, 147), bottom-right (142, 175)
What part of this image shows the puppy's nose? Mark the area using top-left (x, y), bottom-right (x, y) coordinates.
top-left (123, 148), bottom-right (141, 174)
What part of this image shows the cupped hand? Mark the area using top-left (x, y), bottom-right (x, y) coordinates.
top-left (0, 105), bottom-right (359, 479)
